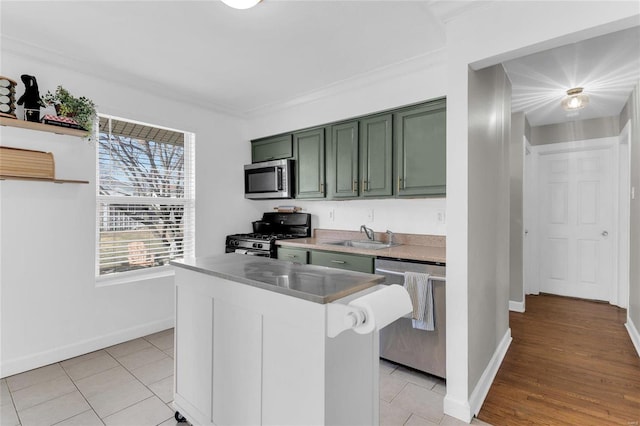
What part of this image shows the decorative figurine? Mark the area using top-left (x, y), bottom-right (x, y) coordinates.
top-left (16, 74), bottom-right (44, 122)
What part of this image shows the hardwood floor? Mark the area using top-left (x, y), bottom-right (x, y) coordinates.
top-left (477, 294), bottom-right (640, 425)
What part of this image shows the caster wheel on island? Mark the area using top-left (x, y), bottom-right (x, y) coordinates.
top-left (175, 411), bottom-right (187, 423)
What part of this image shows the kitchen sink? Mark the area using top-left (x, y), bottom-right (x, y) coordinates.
top-left (323, 240), bottom-right (400, 250)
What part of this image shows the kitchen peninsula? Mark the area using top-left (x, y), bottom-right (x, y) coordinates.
top-left (170, 254), bottom-right (403, 426)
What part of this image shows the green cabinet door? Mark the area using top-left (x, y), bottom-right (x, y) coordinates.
top-left (394, 100), bottom-right (446, 197)
top-left (360, 114), bottom-right (393, 198)
top-left (294, 128), bottom-right (325, 199)
top-left (309, 250), bottom-right (374, 274)
top-left (251, 134), bottom-right (293, 163)
top-left (277, 247), bottom-right (309, 264)
top-left (327, 121), bottom-right (359, 199)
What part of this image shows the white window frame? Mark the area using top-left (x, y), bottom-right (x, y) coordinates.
top-left (95, 114), bottom-right (195, 285)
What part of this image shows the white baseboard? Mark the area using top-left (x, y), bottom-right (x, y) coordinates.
top-left (443, 395), bottom-right (473, 423)
top-left (625, 316), bottom-right (640, 357)
top-left (0, 317), bottom-right (174, 378)
top-left (443, 328), bottom-right (512, 423)
top-left (509, 300), bottom-right (525, 312)
top-left (470, 328), bottom-right (512, 417)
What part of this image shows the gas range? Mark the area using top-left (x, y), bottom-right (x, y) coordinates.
top-left (225, 213), bottom-right (311, 258)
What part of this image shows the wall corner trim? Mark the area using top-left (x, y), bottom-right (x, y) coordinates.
top-left (443, 395), bottom-right (473, 423)
top-left (470, 328), bottom-right (512, 417)
top-left (509, 300), bottom-right (525, 313)
top-left (625, 317), bottom-right (640, 357)
top-left (0, 317), bottom-right (174, 378)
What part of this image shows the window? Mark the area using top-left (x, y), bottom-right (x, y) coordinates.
top-left (96, 115), bottom-right (195, 277)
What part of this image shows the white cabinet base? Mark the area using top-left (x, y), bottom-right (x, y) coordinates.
top-left (173, 267), bottom-right (379, 426)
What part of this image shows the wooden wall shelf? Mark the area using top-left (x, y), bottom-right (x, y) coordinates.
top-left (0, 117), bottom-right (89, 138)
top-left (0, 175), bottom-right (89, 184)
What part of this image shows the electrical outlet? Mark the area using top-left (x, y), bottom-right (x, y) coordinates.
top-left (367, 209), bottom-right (374, 223)
top-left (436, 209), bottom-right (446, 224)
top-left (329, 209), bottom-right (335, 222)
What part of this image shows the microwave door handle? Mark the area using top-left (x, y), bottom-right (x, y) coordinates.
top-left (276, 167), bottom-right (283, 191)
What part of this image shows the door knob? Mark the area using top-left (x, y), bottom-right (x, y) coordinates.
top-left (602, 231), bottom-right (608, 237)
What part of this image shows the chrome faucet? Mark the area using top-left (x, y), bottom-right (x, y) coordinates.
top-left (386, 230), bottom-right (394, 244)
top-left (360, 225), bottom-right (375, 241)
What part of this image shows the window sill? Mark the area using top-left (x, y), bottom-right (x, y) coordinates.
top-left (95, 266), bottom-right (175, 288)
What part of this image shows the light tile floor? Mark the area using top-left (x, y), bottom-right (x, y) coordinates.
top-left (1, 329), bottom-right (490, 426)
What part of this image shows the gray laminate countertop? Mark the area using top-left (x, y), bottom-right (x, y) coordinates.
top-left (171, 253), bottom-right (384, 304)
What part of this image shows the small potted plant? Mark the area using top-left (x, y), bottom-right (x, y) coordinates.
top-left (42, 85), bottom-right (97, 134)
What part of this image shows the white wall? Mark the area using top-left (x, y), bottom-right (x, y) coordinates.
top-left (444, 1), bottom-right (639, 421)
top-left (466, 62), bottom-right (512, 407)
top-left (250, 198), bottom-right (446, 236)
top-left (626, 81), bottom-right (640, 351)
top-left (0, 45), bottom-right (251, 377)
top-left (244, 58), bottom-right (448, 235)
top-left (510, 112), bottom-right (525, 306)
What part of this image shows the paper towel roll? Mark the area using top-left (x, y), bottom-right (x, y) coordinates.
top-left (348, 284), bottom-right (412, 335)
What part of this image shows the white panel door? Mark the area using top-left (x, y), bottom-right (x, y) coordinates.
top-left (538, 148), bottom-right (613, 301)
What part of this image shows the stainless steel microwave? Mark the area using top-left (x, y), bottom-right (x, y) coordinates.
top-left (244, 159), bottom-right (293, 199)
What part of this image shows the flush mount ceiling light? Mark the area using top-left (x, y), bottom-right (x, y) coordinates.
top-left (220, 0), bottom-right (262, 9)
top-left (561, 87), bottom-right (589, 111)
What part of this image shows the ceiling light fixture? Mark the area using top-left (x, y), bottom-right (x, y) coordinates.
top-left (220, 0), bottom-right (262, 9)
top-left (561, 87), bottom-right (589, 111)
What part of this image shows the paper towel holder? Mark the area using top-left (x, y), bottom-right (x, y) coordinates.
top-left (326, 284), bottom-right (411, 338)
top-left (327, 303), bottom-right (368, 338)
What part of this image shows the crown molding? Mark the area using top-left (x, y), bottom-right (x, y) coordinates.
top-left (244, 48), bottom-right (447, 118)
top-left (427, 0), bottom-right (495, 24)
top-left (1, 35), bottom-right (246, 119)
top-left (2, 35), bottom-right (446, 121)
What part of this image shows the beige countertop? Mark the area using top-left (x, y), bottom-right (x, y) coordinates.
top-left (276, 229), bottom-right (446, 264)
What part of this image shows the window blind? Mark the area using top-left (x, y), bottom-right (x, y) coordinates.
top-left (97, 115), bottom-right (195, 276)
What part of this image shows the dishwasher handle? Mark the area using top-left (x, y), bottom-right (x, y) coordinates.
top-left (375, 267), bottom-right (404, 276)
top-left (375, 267), bottom-right (446, 282)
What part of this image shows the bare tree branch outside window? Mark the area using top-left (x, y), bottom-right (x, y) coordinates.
top-left (97, 124), bottom-right (190, 275)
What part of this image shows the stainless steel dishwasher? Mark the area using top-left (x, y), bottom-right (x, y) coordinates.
top-left (375, 257), bottom-right (446, 378)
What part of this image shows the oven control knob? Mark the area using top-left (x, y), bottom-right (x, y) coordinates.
top-left (233, 240), bottom-right (239, 246)
top-left (253, 243), bottom-right (258, 248)
top-left (257, 243), bottom-right (263, 249)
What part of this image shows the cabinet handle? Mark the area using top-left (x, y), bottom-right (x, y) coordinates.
top-left (353, 180), bottom-right (357, 193)
top-left (362, 180), bottom-right (365, 193)
top-left (320, 183), bottom-right (324, 193)
top-left (397, 177), bottom-right (401, 192)
top-left (331, 260), bottom-right (346, 264)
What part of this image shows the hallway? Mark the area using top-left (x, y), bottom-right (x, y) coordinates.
top-left (478, 294), bottom-right (640, 425)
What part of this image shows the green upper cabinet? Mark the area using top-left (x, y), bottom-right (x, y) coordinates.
top-left (249, 97), bottom-right (446, 200)
top-left (360, 113), bottom-right (393, 198)
top-left (394, 99), bottom-right (446, 197)
top-left (327, 121), bottom-right (359, 199)
top-left (251, 134), bottom-right (293, 163)
top-left (294, 128), bottom-right (325, 199)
